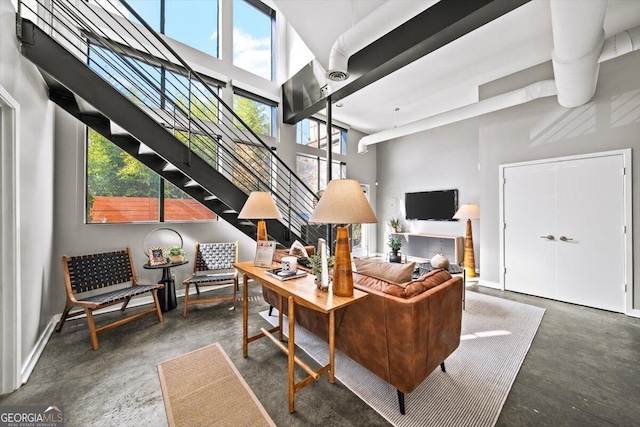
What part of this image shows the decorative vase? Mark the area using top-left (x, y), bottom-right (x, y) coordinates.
top-left (431, 253), bottom-right (450, 269)
top-left (314, 273), bottom-right (329, 291)
top-left (389, 251), bottom-right (401, 263)
top-left (170, 255), bottom-right (184, 263)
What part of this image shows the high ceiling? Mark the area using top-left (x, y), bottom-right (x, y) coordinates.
top-left (272, 0), bottom-right (640, 134)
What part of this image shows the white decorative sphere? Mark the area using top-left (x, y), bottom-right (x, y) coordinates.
top-left (431, 253), bottom-right (450, 269)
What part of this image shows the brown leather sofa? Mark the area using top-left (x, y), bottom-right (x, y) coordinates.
top-left (262, 266), bottom-right (463, 414)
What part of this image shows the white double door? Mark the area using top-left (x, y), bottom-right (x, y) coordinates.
top-left (502, 153), bottom-right (627, 313)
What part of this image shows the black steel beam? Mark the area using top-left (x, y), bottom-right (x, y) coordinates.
top-left (283, 0), bottom-right (530, 124)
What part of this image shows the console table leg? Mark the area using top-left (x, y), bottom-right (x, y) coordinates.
top-left (288, 296), bottom-right (295, 413)
top-left (329, 311), bottom-right (335, 383)
top-left (242, 274), bottom-right (248, 358)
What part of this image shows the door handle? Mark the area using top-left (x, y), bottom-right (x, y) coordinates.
top-left (540, 235), bottom-right (555, 240)
top-left (559, 236), bottom-right (574, 242)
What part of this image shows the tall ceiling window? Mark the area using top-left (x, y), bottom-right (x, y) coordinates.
top-left (296, 118), bottom-right (347, 155)
top-left (92, 0), bottom-right (219, 58)
top-left (296, 154), bottom-right (346, 192)
top-left (233, 0), bottom-right (275, 80)
top-left (233, 92), bottom-right (275, 137)
top-left (165, 0), bottom-right (219, 57)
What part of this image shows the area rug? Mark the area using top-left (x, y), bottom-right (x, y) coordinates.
top-left (259, 291), bottom-right (545, 427)
top-left (157, 342), bottom-right (275, 427)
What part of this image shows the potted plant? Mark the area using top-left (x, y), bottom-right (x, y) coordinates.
top-left (388, 217), bottom-right (401, 233)
top-left (167, 245), bottom-right (186, 263)
top-left (309, 253), bottom-right (335, 290)
top-left (388, 235), bottom-right (403, 263)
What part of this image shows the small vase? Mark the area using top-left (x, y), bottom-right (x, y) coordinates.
top-left (170, 255), bottom-right (184, 263)
top-left (389, 251), bottom-right (401, 263)
top-left (314, 274), bottom-right (329, 291)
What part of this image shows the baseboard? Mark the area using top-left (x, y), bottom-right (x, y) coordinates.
top-left (478, 279), bottom-right (501, 289)
top-left (21, 314), bottom-right (59, 384)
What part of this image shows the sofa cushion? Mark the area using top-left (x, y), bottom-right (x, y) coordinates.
top-left (354, 259), bottom-right (415, 284)
top-left (353, 268), bottom-right (452, 299)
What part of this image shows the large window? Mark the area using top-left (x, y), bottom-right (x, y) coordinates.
top-left (295, 154), bottom-right (346, 192)
top-left (233, 0), bottom-right (275, 80)
top-left (296, 118), bottom-right (347, 155)
top-left (165, 0), bottom-right (218, 57)
top-left (92, 0), bottom-right (219, 58)
top-left (86, 129), bottom-right (216, 223)
top-left (233, 93), bottom-right (275, 137)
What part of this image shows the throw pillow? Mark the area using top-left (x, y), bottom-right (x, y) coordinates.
top-left (289, 240), bottom-right (309, 258)
top-left (353, 259), bottom-right (415, 284)
top-left (404, 269), bottom-right (453, 298)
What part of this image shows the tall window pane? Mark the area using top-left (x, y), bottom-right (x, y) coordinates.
top-left (88, 0), bottom-right (160, 32)
top-left (296, 119), bottom-right (319, 148)
top-left (164, 181), bottom-right (216, 221)
top-left (296, 154), bottom-right (319, 192)
top-left (88, 45), bottom-right (161, 109)
top-left (233, 0), bottom-right (273, 80)
top-left (87, 129), bottom-right (160, 223)
top-left (165, 71), bottom-right (219, 123)
top-left (232, 144), bottom-right (272, 193)
top-left (165, 0), bottom-right (219, 57)
top-left (233, 94), bottom-right (274, 137)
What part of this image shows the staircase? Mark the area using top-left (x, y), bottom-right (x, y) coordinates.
top-left (16, 0), bottom-right (324, 246)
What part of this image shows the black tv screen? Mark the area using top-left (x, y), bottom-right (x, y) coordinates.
top-left (405, 189), bottom-right (459, 221)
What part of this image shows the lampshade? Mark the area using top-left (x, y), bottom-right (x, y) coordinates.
top-left (453, 204), bottom-right (480, 220)
top-left (237, 192), bottom-right (282, 220)
top-left (309, 179), bottom-right (378, 225)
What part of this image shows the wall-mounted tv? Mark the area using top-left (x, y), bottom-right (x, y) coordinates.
top-left (405, 189), bottom-right (459, 221)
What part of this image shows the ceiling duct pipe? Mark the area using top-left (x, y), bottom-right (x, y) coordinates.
top-left (358, 80), bottom-right (557, 153)
top-left (599, 25), bottom-right (640, 62)
top-left (550, 0), bottom-right (608, 108)
top-left (326, 1), bottom-right (437, 81)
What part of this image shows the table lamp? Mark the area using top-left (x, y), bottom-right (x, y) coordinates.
top-left (453, 204), bottom-right (480, 278)
top-left (238, 192), bottom-right (282, 241)
top-left (309, 179), bottom-right (378, 297)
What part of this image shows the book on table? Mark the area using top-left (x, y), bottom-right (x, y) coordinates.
top-left (265, 268), bottom-right (307, 281)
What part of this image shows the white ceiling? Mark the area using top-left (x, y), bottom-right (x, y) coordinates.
top-left (272, 0), bottom-right (640, 134)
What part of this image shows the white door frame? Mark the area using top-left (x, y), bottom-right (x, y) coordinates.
top-left (0, 85), bottom-right (22, 394)
top-left (499, 149), bottom-right (636, 317)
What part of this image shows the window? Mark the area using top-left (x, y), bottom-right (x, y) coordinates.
top-left (165, 0), bottom-right (219, 57)
top-left (296, 118), bottom-right (347, 155)
top-left (233, 93), bottom-right (275, 137)
top-left (86, 129), bottom-right (216, 223)
top-left (227, 143), bottom-right (273, 193)
top-left (164, 70), bottom-right (219, 123)
top-left (296, 154), bottom-right (346, 192)
top-left (233, 0), bottom-right (274, 80)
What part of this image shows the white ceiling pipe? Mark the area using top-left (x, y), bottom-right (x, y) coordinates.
top-left (550, 0), bottom-right (608, 108)
top-left (358, 80), bottom-right (557, 153)
top-left (599, 25), bottom-right (640, 63)
top-left (326, 0), bottom-right (438, 81)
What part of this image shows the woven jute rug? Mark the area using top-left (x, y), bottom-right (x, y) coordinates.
top-left (157, 342), bottom-right (275, 427)
top-left (260, 291), bottom-right (545, 427)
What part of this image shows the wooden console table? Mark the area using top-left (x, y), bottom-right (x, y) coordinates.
top-left (235, 261), bottom-right (368, 413)
top-left (390, 232), bottom-right (464, 264)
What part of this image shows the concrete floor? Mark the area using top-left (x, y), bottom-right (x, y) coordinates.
top-left (1, 284), bottom-right (639, 426)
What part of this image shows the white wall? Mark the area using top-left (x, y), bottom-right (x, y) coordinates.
top-left (0, 0), bottom-right (56, 371)
top-left (479, 52), bottom-right (640, 304)
top-left (372, 50), bottom-right (640, 307)
top-left (375, 118), bottom-right (480, 259)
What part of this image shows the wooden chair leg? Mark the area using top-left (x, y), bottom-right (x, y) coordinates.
top-left (440, 362), bottom-right (446, 372)
top-left (121, 296), bottom-right (132, 311)
top-left (183, 283), bottom-right (190, 318)
top-left (152, 290), bottom-right (164, 322)
top-left (56, 305), bottom-right (72, 332)
top-left (84, 308), bottom-right (99, 351)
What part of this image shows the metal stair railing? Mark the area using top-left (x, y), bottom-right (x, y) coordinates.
top-left (18, 0), bottom-right (325, 244)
